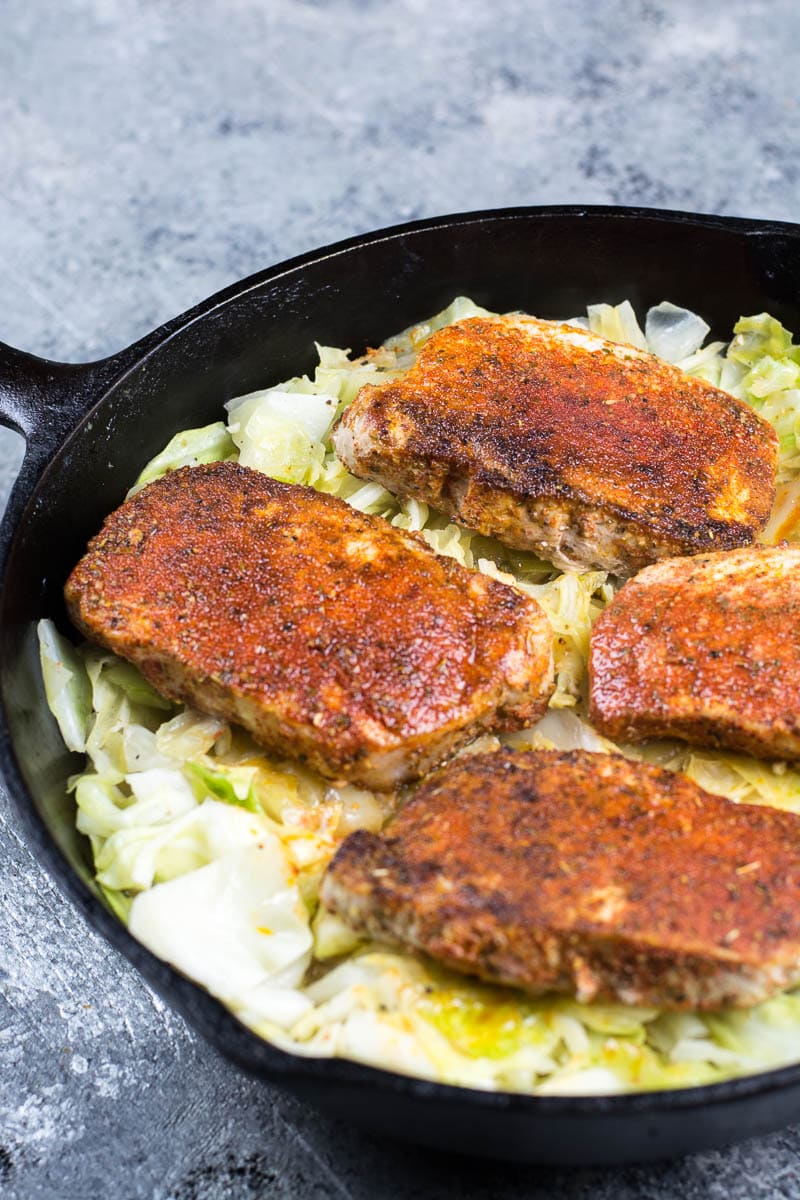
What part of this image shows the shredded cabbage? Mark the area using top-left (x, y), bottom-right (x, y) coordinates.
top-left (44, 295), bottom-right (800, 1097)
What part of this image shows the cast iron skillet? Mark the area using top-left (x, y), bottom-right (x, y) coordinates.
top-left (2, 206), bottom-right (800, 1166)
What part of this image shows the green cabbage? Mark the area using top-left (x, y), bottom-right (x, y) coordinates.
top-left (681, 312), bottom-right (800, 481)
top-left (728, 313), bottom-right (799, 366)
top-left (37, 620), bottom-right (93, 753)
top-left (102, 660), bottom-right (173, 711)
top-left (128, 422), bottom-right (235, 495)
top-left (185, 760), bottom-right (261, 813)
top-left (679, 751), bottom-right (800, 815)
top-left (517, 570), bottom-right (612, 708)
top-left (226, 388), bottom-right (335, 485)
top-left (381, 296), bottom-right (492, 367)
top-left (587, 300), bottom-right (648, 350)
top-left (155, 709), bottom-right (227, 760)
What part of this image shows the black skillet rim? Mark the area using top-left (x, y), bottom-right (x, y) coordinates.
top-left (3, 202), bottom-right (800, 1121)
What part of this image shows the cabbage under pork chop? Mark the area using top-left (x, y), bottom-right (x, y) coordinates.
top-left (334, 315), bottom-right (778, 574)
top-left (322, 749), bottom-right (800, 1010)
top-left (65, 461), bottom-right (553, 789)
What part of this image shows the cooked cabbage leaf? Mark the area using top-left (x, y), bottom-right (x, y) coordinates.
top-left (129, 422), bottom-right (236, 495)
top-left (37, 620), bottom-right (93, 753)
top-left (129, 838), bottom-right (313, 1029)
top-left (587, 300), bottom-right (648, 350)
top-left (645, 301), bottom-right (710, 363)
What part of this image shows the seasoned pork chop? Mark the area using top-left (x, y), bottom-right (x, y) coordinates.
top-left (334, 316), bottom-right (778, 574)
top-left (322, 749), bottom-right (800, 1009)
top-left (65, 462), bottom-right (553, 789)
top-left (590, 545), bottom-right (800, 760)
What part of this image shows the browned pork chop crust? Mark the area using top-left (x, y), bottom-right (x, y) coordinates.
top-left (322, 749), bottom-right (800, 1009)
top-left (590, 545), bottom-right (800, 761)
top-left (334, 316), bottom-right (778, 574)
top-left (65, 462), bottom-right (553, 789)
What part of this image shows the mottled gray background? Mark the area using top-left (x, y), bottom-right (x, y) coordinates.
top-left (1, 0), bottom-right (799, 1196)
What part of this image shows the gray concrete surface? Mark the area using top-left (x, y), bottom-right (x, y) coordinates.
top-left (2, 0), bottom-right (800, 1195)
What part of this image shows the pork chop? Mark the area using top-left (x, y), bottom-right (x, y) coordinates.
top-left (65, 462), bottom-right (554, 789)
top-left (334, 315), bottom-right (778, 574)
top-left (590, 545), bottom-right (800, 760)
top-left (321, 748), bottom-right (800, 1009)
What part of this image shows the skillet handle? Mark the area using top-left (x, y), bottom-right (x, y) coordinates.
top-left (0, 340), bottom-right (116, 471)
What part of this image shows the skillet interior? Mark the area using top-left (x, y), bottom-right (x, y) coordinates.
top-left (3, 206), bottom-right (800, 1163)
